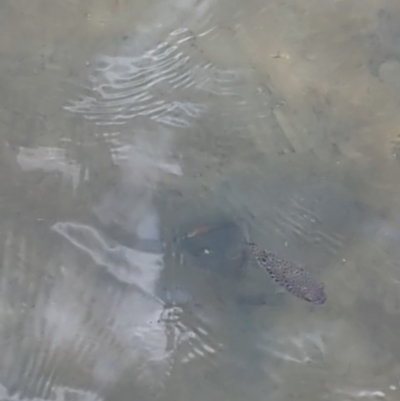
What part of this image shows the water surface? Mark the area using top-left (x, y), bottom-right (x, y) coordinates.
top-left (1, 0), bottom-right (400, 400)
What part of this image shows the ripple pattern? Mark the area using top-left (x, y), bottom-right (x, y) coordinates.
top-left (270, 194), bottom-right (345, 256)
top-left (159, 306), bottom-right (224, 378)
top-left (65, 29), bottom-right (243, 128)
top-left (51, 221), bottom-right (223, 382)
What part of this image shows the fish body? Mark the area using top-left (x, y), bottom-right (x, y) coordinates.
top-left (186, 224), bottom-right (213, 238)
top-left (246, 241), bottom-right (326, 305)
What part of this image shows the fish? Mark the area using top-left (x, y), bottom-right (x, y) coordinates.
top-left (173, 224), bottom-right (215, 244)
top-left (186, 224), bottom-right (214, 238)
top-left (246, 241), bottom-right (327, 305)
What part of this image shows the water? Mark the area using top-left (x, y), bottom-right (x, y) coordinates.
top-left (1, 0), bottom-right (400, 400)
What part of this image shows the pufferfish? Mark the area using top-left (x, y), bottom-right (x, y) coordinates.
top-left (246, 241), bottom-right (327, 305)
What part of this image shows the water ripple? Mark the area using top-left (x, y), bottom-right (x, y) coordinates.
top-left (0, 383), bottom-right (102, 401)
top-left (0, 224), bottom-right (225, 397)
top-left (65, 29), bottom-right (245, 128)
top-left (271, 193), bottom-right (345, 256)
top-left (159, 306), bottom-right (223, 378)
top-left (50, 221), bottom-right (223, 381)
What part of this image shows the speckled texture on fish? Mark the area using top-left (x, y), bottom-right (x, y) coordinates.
top-left (247, 242), bottom-right (326, 304)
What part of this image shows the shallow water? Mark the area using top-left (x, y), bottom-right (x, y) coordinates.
top-left (2, 0), bottom-right (400, 400)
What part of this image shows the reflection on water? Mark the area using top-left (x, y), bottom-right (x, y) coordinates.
top-left (3, 0), bottom-right (400, 400)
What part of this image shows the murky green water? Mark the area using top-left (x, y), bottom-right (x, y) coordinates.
top-left (1, 0), bottom-right (400, 400)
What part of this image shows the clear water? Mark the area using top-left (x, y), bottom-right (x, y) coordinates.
top-left (1, 0), bottom-right (400, 400)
